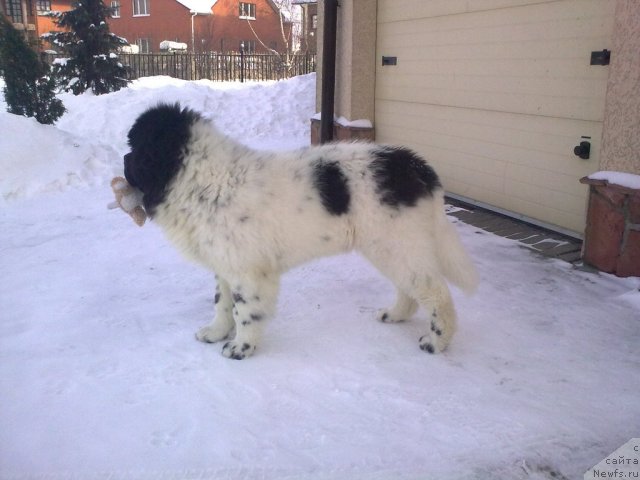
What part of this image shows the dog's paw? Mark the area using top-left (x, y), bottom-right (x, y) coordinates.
top-left (196, 325), bottom-right (232, 344)
top-left (221, 341), bottom-right (256, 360)
top-left (419, 319), bottom-right (448, 354)
top-left (376, 309), bottom-right (406, 324)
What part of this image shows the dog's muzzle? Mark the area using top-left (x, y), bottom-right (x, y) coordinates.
top-left (123, 152), bottom-right (138, 188)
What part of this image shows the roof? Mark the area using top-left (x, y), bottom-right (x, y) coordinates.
top-left (175, 0), bottom-right (291, 21)
top-left (174, 0), bottom-right (217, 14)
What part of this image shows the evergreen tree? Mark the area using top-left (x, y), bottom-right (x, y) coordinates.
top-left (44, 0), bottom-right (130, 95)
top-left (0, 15), bottom-right (65, 124)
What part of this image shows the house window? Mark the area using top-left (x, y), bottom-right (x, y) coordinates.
top-left (133, 0), bottom-right (149, 16)
top-left (311, 14), bottom-right (317, 29)
top-left (111, 0), bottom-right (121, 18)
top-left (6, 0), bottom-right (23, 24)
top-left (239, 2), bottom-right (256, 20)
top-left (240, 40), bottom-right (255, 53)
top-left (36, 0), bottom-right (52, 13)
top-left (136, 38), bottom-right (150, 53)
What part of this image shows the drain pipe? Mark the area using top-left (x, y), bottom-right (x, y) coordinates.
top-left (190, 11), bottom-right (197, 53)
top-left (320, 0), bottom-right (338, 143)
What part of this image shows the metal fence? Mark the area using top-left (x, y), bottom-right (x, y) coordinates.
top-left (43, 52), bottom-right (316, 82)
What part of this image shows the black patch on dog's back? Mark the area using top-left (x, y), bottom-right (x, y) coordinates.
top-left (369, 147), bottom-right (441, 208)
top-left (311, 160), bottom-right (351, 216)
top-left (124, 103), bottom-right (202, 216)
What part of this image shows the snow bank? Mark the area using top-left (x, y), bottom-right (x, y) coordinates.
top-left (0, 113), bottom-right (120, 203)
top-left (55, 73), bottom-right (315, 153)
top-left (0, 74), bottom-right (316, 202)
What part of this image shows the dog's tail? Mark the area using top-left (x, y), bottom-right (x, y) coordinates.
top-left (434, 195), bottom-right (479, 294)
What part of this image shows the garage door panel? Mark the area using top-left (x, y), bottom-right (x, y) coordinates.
top-left (396, 58), bottom-right (609, 82)
top-left (375, 104), bottom-right (591, 161)
top-left (377, 73), bottom-right (606, 121)
top-left (377, 121), bottom-right (591, 201)
top-left (374, 124), bottom-right (600, 187)
top-left (504, 180), bottom-right (587, 221)
top-left (378, 0), bottom-right (560, 24)
top-left (504, 163), bottom-right (592, 198)
top-left (376, 0), bottom-right (614, 234)
top-left (378, 9), bottom-right (611, 47)
top-left (378, 72), bottom-right (606, 99)
top-left (446, 161), bottom-right (507, 194)
top-left (504, 195), bottom-right (586, 233)
top-left (375, 125), bottom-right (509, 183)
top-left (375, 100), bottom-right (600, 177)
top-left (379, 36), bottom-right (611, 62)
top-left (373, 127), bottom-right (508, 194)
top-left (374, 101), bottom-right (602, 230)
top-left (375, 99), bottom-right (598, 139)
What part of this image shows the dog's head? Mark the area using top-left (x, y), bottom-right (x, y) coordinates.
top-left (124, 103), bottom-right (202, 216)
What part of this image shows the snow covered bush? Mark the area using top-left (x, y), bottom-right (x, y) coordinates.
top-left (43, 0), bottom-right (130, 95)
top-left (0, 15), bottom-right (65, 124)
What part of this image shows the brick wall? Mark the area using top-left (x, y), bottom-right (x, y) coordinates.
top-left (298, 3), bottom-right (317, 54)
top-left (108, 0), bottom-right (194, 53)
top-left (38, 0), bottom-right (73, 50)
top-left (107, 0), bottom-right (289, 53)
top-left (212, 0), bottom-right (290, 53)
top-left (2, 0), bottom-right (39, 42)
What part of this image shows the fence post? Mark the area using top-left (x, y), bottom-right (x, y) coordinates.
top-left (240, 44), bottom-right (245, 83)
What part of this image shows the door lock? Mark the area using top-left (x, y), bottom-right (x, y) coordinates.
top-left (574, 140), bottom-right (591, 160)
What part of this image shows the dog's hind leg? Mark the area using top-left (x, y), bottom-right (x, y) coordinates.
top-left (411, 277), bottom-right (457, 354)
top-left (365, 252), bottom-right (456, 353)
top-left (196, 275), bottom-right (235, 344)
top-left (376, 288), bottom-right (418, 324)
top-left (221, 272), bottom-right (280, 360)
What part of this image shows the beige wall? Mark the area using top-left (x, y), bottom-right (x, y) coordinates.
top-left (316, 0), bottom-right (377, 122)
top-left (315, 0), bottom-right (323, 112)
top-left (600, 0), bottom-right (640, 174)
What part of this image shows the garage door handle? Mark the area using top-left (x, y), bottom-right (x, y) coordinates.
top-left (574, 141), bottom-right (591, 160)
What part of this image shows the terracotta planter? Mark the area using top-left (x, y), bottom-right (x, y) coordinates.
top-left (579, 177), bottom-right (640, 277)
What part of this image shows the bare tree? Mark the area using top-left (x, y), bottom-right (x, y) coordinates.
top-left (245, 0), bottom-right (305, 76)
top-left (196, 16), bottom-right (217, 53)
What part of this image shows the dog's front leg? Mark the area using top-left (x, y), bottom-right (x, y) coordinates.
top-left (196, 275), bottom-right (235, 344)
top-left (221, 273), bottom-right (280, 360)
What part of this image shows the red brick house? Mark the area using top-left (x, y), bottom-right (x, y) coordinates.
top-left (36, 0), bottom-right (73, 50)
top-left (107, 0), bottom-right (292, 54)
top-left (292, 0), bottom-right (316, 54)
top-left (1, 0), bottom-right (39, 42)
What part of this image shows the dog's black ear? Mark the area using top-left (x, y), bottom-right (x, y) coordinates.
top-left (125, 103), bottom-right (202, 215)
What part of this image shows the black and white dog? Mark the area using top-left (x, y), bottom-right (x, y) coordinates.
top-left (124, 103), bottom-right (478, 359)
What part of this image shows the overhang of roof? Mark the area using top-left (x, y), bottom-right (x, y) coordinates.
top-left (174, 0), bottom-right (217, 14)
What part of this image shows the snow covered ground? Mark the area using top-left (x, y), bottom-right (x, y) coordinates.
top-left (1, 75), bottom-right (639, 480)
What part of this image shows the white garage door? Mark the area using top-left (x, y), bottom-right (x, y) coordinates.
top-left (375, 0), bottom-right (615, 235)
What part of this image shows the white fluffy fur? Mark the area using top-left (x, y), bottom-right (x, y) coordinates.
top-left (152, 119), bottom-right (478, 359)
